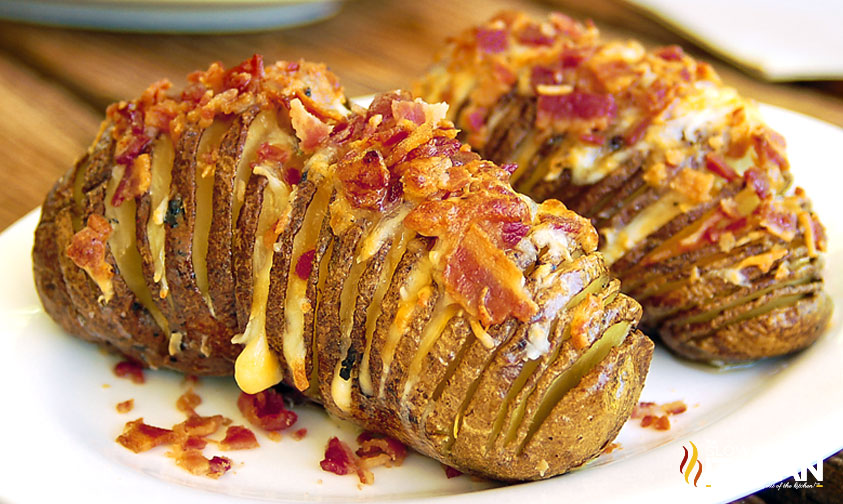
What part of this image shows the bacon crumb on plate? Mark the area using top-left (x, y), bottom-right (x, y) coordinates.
top-left (443, 465), bottom-right (463, 478)
top-left (220, 425), bottom-right (259, 451)
top-left (113, 360), bottom-right (145, 384)
top-left (176, 388), bottom-right (202, 415)
top-left (237, 389), bottom-right (298, 432)
top-left (632, 400), bottom-right (687, 431)
top-left (116, 399), bottom-right (134, 414)
top-left (116, 418), bottom-right (175, 453)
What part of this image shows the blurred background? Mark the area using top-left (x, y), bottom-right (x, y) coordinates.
top-left (0, 0), bottom-right (841, 232)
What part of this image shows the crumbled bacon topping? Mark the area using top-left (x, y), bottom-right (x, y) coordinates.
top-left (111, 153), bottom-right (151, 206)
top-left (416, 11), bottom-right (826, 265)
top-left (334, 92), bottom-right (555, 325)
top-left (237, 389), bottom-right (298, 432)
top-left (66, 214), bottom-right (114, 302)
top-left (114, 359), bottom-right (145, 384)
top-left (105, 55), bottom-right (347, 207)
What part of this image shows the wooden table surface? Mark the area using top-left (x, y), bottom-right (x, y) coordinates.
top-left (0, 0), bottom-right (839, 500)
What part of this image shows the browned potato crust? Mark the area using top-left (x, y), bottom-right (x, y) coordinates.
top-left (33, 60), bottom-right (653, 482)
top-left (416, 11), bottom-right (831, 364)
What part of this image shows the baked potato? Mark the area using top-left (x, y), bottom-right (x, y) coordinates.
top-left (32, 56), bottom-right (653, 480)
top-left (415, 11), bottom-right (831, 363)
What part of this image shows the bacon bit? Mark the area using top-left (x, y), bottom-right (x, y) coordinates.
top-left (289, 97), bottom-right (332, 153)
top-left (579, 132), bottom-right (605, 145)
top-left (500, 162), bottom-right (517, 175)
top-left (517, 23), bottom-right (554, 46)
top-left (173, 449), bottom-right (231, 479)
top-left (114, 359), bottom-right (145, 384)
top-left (476, 28), bottom-right (508, 53)
top-left (237, 389), bottom-right (298, 432)
top-left (117, 418), bottom-right (175, 453)
top-left (391, 99), bottom-right (426, 125)
top-left (285, 167), bottom-right (302, 186)
top-left (500, 221), bottom-right (530, 248)
top-left (531, 64), bottom-right (562, 88)
top-left (569, 294), bottom-right (602, 349)
top-left (320, 437), bottom-right (373, 485)
top-left (176, 389), bottom-right (201, 415)
top-left (220, 425), bottom-right (259, 451)
top-left (538, 199), bottom-right (599, 253)
top-left (536, 92), bottom-right (616, 123)
top-left (632, 400), bottom-right (686, 431)
top-left (602, 442), bottom-right (621, 455)
top-left (295, 249), bottom-right (316, 280)
top-left (116, 399), bottom-right (134, 413)
top-left (336, 148), bottom-right (391, 210)
top-left (208, 456), bottom-right (233, 479)
top-left (655, 45), bottom-right (684, 61)
top-left (661, 400), bottom-right (687, 415)
top-left (758, 200), bottom-right (798, 242)
top-left (443, 465), bottom-right (463, 478)
top-left (704, 153), bottom-right (739, 181)
top-left (624, 117), bottom-right (651, 146)
top-left (753, 129), bottom-right (789, 172)
top-left (744, 167), bottom-right (771, 199)
top-left (291, 428), bottom-right (308, 441)
top-left (112, 153), bottom-right (152, 206)
top-left (256, 142), bottom-right (290, 166)
top-left (66, 214), bottom-right (114, 302)
top-left (175, 415), bottom-right (227, 438)
top-left (654, 416), bottom-right (670, 430)
top-left (441, 223), bottom-right (538, 326)
top-left (355, 431), bottom-right (408, 468)
top-left (183, 436), bottom-right (208, 451)
top-left (670, 168), bottom-right (714, 204)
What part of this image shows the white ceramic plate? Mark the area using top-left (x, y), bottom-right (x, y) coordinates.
top-left (0, 0), bottom-right (340, 33)
top-left (0, 103), bottom-right (841, 503)
top-left (623, 0), bottom-right (843, 81)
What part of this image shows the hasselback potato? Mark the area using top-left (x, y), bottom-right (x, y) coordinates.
top-left (32, 56), bottom-right (653, 480)
top-left (415, 11), bottom-right (831, 363)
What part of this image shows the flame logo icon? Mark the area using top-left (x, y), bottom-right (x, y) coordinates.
top-left (679, 441), bottom-right (703, 487)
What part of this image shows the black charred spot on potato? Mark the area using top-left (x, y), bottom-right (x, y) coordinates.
top-left (339, 347), bottom-right (357, 380)
top-left (164, 196), bottom-right (184, 228)
top-left (609, 135), bottom-right (624, 151)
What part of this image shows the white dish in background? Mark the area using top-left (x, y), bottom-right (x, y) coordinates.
top-left (0, 0), bottom-right (341, 33)
top-left (623, 0), bottom-right (843, 81)
top-left (0, 103), bottom-right (841, 503)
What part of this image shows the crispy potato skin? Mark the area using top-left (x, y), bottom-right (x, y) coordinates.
top-left (416, 13), bottom-right (832, 364)
top-left (32, 69), bottom-right (653, 482)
